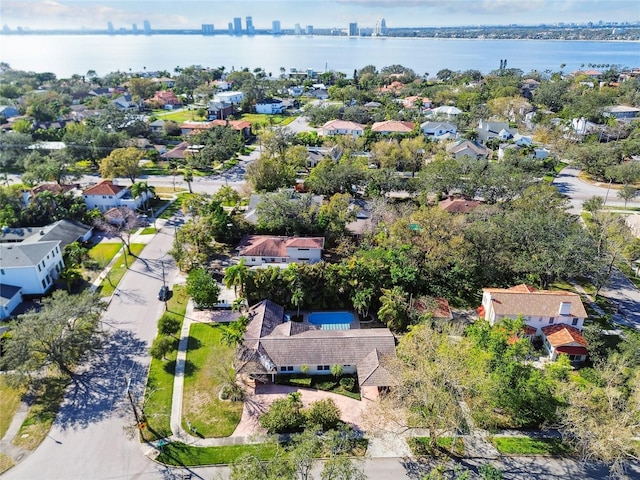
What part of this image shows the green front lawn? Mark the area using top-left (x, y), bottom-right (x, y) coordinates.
top-left (12, 376), bottom-right (68, 450)
top-left (181, 323), bottom-right (243, 438)
top-left (408, 436), bottom-right (465, 457)
top-left (156, 441), bottom-right (278, 466)
top-left (98, 244), bottom-right (145, 296)
top-left (88, 243), bottom-right (123, 269)
top-left (141, 285), bottom-right (189, 442)
top-left (489, 436), bottom-right (574, 456)
top-left (0, 378), bottom-right (25, 439)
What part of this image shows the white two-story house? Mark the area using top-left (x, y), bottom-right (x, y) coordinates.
top-left (213, 91), bottom-right (245, 105)
top-left (255, 98), bottom-right (286, 114)
top-left (480, 284), bottom-right (589, 362)
top-left (236, 235), bottom-right (324, 267)
top-left (83, 180), bottom-right (150, 213)
top-left (0, 241), bottom-right (64, 296)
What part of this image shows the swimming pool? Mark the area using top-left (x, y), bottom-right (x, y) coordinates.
top-left (307, 311), bottom-right (354, 330)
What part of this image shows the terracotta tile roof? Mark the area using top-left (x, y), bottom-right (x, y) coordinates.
top-left (237, 235), bottom-right (324, 258)
top-left (483, 285), bottom-right (588, 319)
top-left (371, 120), bottom-right (415, 133)
top-left (541, 324), bottom-right (588, 348)
top-left (438, 198), bottom-right (482, 213)
top-left (210, 119), bottom-right (252, 130)
top-left (31, 183), bottom-right (76, 195)
top-left (83, 180), bottom-right (125, 196)
top-left (322, 120), bottom-right (365, 132)
top-left (412, 297), bottom-right (452, 320)
top-left (524, 325), bottom-right (537, 335)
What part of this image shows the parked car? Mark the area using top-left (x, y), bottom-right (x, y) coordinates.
top-left (158, 286), bottom-right (170, 301)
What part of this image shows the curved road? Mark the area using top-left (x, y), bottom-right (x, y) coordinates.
top-left (552, 166), bottom-right (640, 214)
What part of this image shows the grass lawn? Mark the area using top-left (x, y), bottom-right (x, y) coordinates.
top-left (154, 110), bottom-right (207, 123)
top-left (0, 378), bottom-right (25, 439)
top-left (156, 441), bottom-right (278, 466)
top-left (141, 285), bottom-right (189, 442)
top-left (181, 323), bottom-right (243, 438)
top-left (140, 227), bottom-right (157, 235)
top-left (12, 376), bottom-right (68, 450)
top-left (98, 244), bottom-right (145, 296)
top-left (159, 193), bottom-right (190, 219)
top-left (240, 113), bottom-right (293, 126)
top-left (489, 436), bottom-right (574, 456)
top-left (0, 453), bottom-right (15, 475)
top-left (408, 436), bottom-right (465, 457)
top-left (88, 243), bottom-right (123, 269)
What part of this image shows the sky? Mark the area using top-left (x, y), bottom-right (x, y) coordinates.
top-left (1, 0), bottom-right (639, 31)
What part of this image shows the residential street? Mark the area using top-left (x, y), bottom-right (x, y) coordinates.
top-left (552, 166), bottom-right (640, 214)
top-left (3, 217), bottom-right (181, 480)
top-left (4, 152), bottom-right (640, 479)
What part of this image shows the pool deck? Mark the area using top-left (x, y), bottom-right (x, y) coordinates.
top-left (285, 310), bottom-right (361, 330)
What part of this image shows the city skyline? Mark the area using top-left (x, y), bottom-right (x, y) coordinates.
top-left (1, 0), bottom-right (639, 31)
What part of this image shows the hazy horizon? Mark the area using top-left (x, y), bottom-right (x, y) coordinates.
top-left (1, 0), bottom-right (639, 32)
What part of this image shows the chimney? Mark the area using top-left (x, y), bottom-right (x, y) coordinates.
top-left (559, 302), bottom-right (572, 316)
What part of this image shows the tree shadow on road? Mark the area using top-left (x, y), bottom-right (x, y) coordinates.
top-left (55, 329), bottom-right (148, 430)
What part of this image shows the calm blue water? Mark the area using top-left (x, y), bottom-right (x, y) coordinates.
top-left (308, 311), bottom-right (354, 330)
top-left (1, 34), bottom-right (638, 79)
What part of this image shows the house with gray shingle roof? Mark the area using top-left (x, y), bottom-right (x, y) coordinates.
top-left (0, 240), bottom-right (64, 296)
top-left (238, 300), bottom-right (396, 387)
top-left (0, 284), bottom-right (22, 320)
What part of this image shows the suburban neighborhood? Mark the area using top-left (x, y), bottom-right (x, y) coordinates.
top-left (0, 53), bottom-right (640, 480)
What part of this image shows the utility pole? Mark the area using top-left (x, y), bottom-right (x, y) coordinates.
top-left (125, 377), bottom-right (143, 429)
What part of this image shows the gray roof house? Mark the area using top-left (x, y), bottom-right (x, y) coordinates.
top-left (0, 241), bottom-right (64, 296)
top-left (0, 283), bottom-right (23, 320)
top-left (238, 300), bottom-right (397, 388)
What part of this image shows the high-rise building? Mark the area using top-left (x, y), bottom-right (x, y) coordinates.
top-left (228, 22), bottom-right (233, 33)
top-left (143, 20), bottom-right (151, 34)
top-left (272, 20), bottom-right (281, 34)
top-left (233, 17), bottom-right (242, 34)
top-left (132, 23), bottom-right (138, 33)
top-left (375, 18), bottom-right (387, 36)
top-left (305, 25), bottom-right (314, 35)
top-left (294, 23), bottom-right (301, 35)
top-left (246, 16), bottom-right (254, 34)
top-left (107, 21), bottom-right (114, 33)
top-left (348, 22), bottom-right (358, 36)
top-left (202, 24), bottom-right (214, 35)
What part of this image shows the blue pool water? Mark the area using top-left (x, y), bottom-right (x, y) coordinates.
top-left (307, 311), bottom-right (354, 331)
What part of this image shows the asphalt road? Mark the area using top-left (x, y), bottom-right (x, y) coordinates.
top-left (552, 166), bottom-right (640, 214)
top-left (4, 216), bottom-right (182, 480)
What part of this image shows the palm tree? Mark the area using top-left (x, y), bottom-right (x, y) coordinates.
top-left (223, 259), bottom-right (250, 298)
top-left (0, 172), bottom-right (12, 187)
top-left (378, 286), bottom-right (409, 331)
top-left (291, 287), bottom-right (305, 320)
top-left (131, 181), bottom-right (155, 211)
top-left (352, 288), bottom-right (374, 319)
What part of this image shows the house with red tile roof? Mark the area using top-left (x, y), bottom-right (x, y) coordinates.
top-left (541, 324), bottom-right (588, 363)
top-left (236, 235), bottom-right (324, 267)
top-left (320, 120), bottom-right (365, 138)
top-left (438, 197), bottom-right (482, 214)
top-left (82, 179), bottom-right (151, 212)
top-left (149, 90), bottom-right (182, 108)
top-left (480, 284), bottom-right (589, 362)
top-left (371, 120), bottom-right (415, 135)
